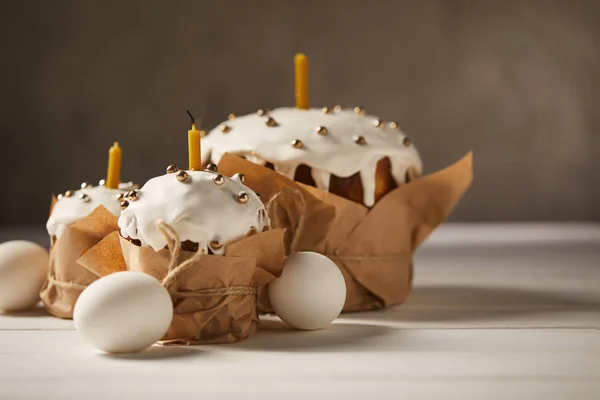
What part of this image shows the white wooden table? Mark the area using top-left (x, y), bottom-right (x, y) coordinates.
top-left (1, 224), bottom-right (599, 400)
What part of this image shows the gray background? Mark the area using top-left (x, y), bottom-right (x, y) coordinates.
top-left (1, 0), bottom-right (598, 225)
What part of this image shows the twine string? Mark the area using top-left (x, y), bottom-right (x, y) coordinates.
top-left (47, 275), bottom-right (87, 290)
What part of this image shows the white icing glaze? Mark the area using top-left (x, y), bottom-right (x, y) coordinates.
top-left (118, 170), bottom-right (269, 253)
top-left (359, 158), bottom-right (380, 208)
top-left (47, 185), bottom-right (130, 238)
top-left (202, 107), bottom-right (423, 206)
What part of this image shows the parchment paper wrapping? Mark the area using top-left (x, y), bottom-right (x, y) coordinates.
top-left (217, 152), bottom-right (473, 312)
top-left (40, 203), bottom-right (119, 319)
top-left (78, 224), bottom-right (286, 345)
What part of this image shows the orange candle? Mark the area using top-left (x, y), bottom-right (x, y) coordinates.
top-left (294, 53), bottom-right (309, 109)
top-left (187, 110), bottom-right (201, 171)
top-left (105, 142), bottom-right (122, 189)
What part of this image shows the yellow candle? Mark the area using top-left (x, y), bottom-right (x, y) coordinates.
top-left (106, 142), bottom-right (122, 189)
top-left (187, 110), bottom-right (201, 171)
top-left (295, 53), bottom-right (309, 109)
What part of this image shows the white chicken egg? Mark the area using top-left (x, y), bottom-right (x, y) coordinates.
top-left (268, 251), bottom-right (346, 330)
top-left (0, 241), bottom-right (49, 312)
top-left (74, 271), bottom-right (173, 353)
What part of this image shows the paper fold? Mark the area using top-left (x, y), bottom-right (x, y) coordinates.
top-left (40, 205), bottom-right (119, 319)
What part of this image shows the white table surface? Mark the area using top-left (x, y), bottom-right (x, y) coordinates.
top-left (1, 223), bottom-right (599, 400)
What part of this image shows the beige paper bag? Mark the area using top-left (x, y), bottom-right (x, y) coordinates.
top-left (78, 223), bottom-right (286, 345)
top-left (217, 152), bottom-right (473, 312)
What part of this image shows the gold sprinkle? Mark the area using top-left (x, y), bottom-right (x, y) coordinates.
top-left (233, 173), bottom-right (246, 184)
top-left (166, 165), bottom-right (179, 174)
top-left (353, 106), bottom-right (366, 115)
top-left (228, 113), bottom-right (236, 120)
top-left (219, 124), bottom-right (231, 133)
top-left (236, 191), bottom-right (249, 204)
top-left (64, 190), bottom-right (75, 197)
top-left (316, 126), bottom-right (328, 136)
top-left (403, 137), bottom-right (412, 147)
top-left (209, 239), bottom-right (223, 250)
top-left (199, 130), bottom-right (207, 137)
top-left (206, 163), bottom-right (218, 173)
top-left (389, 121), bottom-right (400, 130)
top-left (176, 170), bottom-right (189, 182)
top-left (334, 105), bottom-right (343, 112)
top-left (257, 108), bottom-right (269, 116)
top-left (265, 117), bottom-right (278, 127)
top-left (374, 119), bottom-right (384, 128)
top-left (321, 107), bottom-right (332, 114)
top-left (353, 135), bottom-right (366, 145)
top-left (213, 174), bottom-right (225, 185)
top-left (80, 182), bottom-right (92, 189)
top-left (120, 200), bottom-right (129, 210)
top-left (291, 139), bottom-right (304, 149)
top-left (127, 190), bottom-right (140, 201)
top-left (255, 192), bottom-right (261, 199)
top-left (98, 179), bottom-right (106, 186)
top-left (116, 193), bottom-right (125, 201)
top-left (57, 194), bottom-right (63, 200)
top-left (78, 193), bottom-right (90, 203)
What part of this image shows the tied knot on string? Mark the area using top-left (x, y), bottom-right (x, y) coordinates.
top-left (155, 220), bottom-right (257, 297)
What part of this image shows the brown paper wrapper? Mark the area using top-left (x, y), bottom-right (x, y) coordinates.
top-left (78, 224), bottom-right (285, 345)
top-left (218, 152), bottom-right (473, 312)
top-left (40, 205), bottom-right (119, 318)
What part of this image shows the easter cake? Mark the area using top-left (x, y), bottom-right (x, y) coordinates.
top-left (99, 157), bottom-right (284, 344)
top-left (208, 54), bottom-right (473, 312)
top-left (41, 142), bottom-right (135, 319)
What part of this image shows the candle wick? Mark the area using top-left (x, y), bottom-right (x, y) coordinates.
top-left (186, 109), bottom-right (196, 126)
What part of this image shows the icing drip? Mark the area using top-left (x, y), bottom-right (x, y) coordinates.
top-left (388, 156), bottom-right (416, 186)
top-left (244, 154), bottom-right (267, 165)
top-left (311, 168), bottom-right (331, 193)
top-left (118, 170), bottom-right (269, 253)
top-left (359, 158), bottom-right (380, 207)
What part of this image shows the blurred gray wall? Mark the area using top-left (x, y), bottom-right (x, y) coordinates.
top-left (1, 0), bottom-right (598, 224)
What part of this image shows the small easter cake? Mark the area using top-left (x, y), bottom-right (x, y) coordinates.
top-left (41, 142), bottom-right (137, 319)
top-left (112, 164), bottom-right (282, 345)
